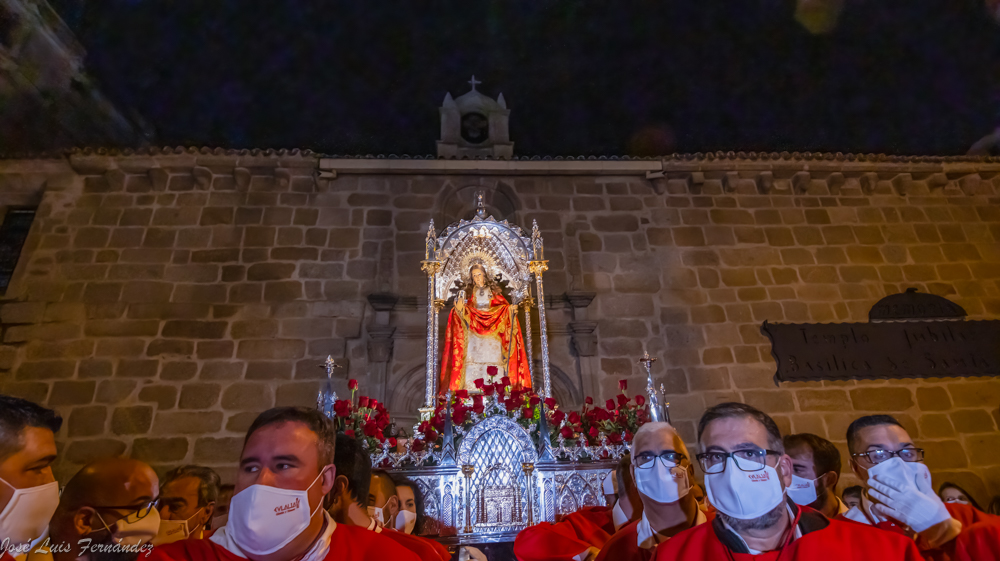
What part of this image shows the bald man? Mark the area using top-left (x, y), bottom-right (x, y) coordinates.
top-left (594, 422), bottom-right (706, 561)
top-left (38, 458), bottom-right (160, 561)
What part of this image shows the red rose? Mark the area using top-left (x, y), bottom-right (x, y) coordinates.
top-left (456, 389), bottom-right (469, 399)
top-left (453, 408), bottom-right (467, 424)
top-left (333, 399), bottom-right (351, 418)
top-left (496, 384), bottom-right (507, 397)
top-left (569, 411), bottom-right (582, 425)
top-left (552, 410), bottom-right (566, 424)
top-left (348, 379), bottom-right (358, 391)
top-left (624, 430), bottom-right (634, 443)
top-left (606, 399), bottom-right (616, 410)
top-left (505, 398), bottom-right (519, 412)
top-left (501, 376), bottom-right (511, 386)
top-left (376, 415), bottom-right (389, 429)
top-left (345, 428), bottom-right (356, 438)
top-left (418, 421), bottom-right (430, 433)
top-left (585, 397), bottom-right (593, 405)
top-left (474, 378), bottom-right (484, 389)
top-left (544, 397), bottom-right (557, 409)
top-left (588, 426), bottom-right (599, 439)
top-left (358, 396), bottom-right (370, 408)
top-left (473, 394), bottom-right (483, 405)
top-left (487, 365), bottom-right (498, 377)
top-left (389, 437), bottom-right (398, 448)
top-left (522, 407), bottom-right (533, 419)
top-left (483, 385), bottom-right (495, 397)
top-left (560, 426), bottom-right (574, 439)
top-left (432, 415), bottom-right (445, 431)
top-left (618, 379), bottom-right (627, 391)
top-left (425, 428), bottom-right (438, 442)
top-left (617, 394), bottom-right (629, 407)
top-left (370, 399), bottom-right (379, 409)
top-left (473, 402), bottom-right (484, 414)
top-left (635, 395), bottom-right (645, 406)
top-left (363, 421), bottom-right (378, 437)
top-left (608, 433), bottom-right (622, 444)
top-left (411, 439), bottom-right (423, 452)
top-left (529, 395), bottom-right (540, 406)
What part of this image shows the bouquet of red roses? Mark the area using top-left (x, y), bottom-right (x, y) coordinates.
top-left (331, 379), bottom-right (396, 452)
top-left (414, 366), bottom-right (565, 450)
top-left (557, 379), bottom-right (648, 447)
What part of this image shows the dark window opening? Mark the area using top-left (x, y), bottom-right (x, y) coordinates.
top-left (0, 208), bottom-right (36, 294)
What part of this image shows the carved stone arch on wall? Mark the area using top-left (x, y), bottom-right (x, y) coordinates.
top-left (542, 361), bottom-right (583, 410)
top-left (436, 182), bottom-right (521, 226)
top-left (388, 363), bottom-right (428, 424)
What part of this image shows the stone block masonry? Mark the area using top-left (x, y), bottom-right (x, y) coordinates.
top-left (0, 149), bottom-right (999, 506)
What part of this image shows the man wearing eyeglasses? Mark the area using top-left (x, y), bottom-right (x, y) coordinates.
top-left (654, 403), bottom-right (923, 560)
top-left (43, 457), bottom-right (161, 561)
top-left (593, 422), bottom-right (706, 561)
top-left (841, 414), bottom-right (1000, 558)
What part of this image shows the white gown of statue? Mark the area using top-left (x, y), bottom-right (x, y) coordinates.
top-left (463, 286), bottom-right (504, 391)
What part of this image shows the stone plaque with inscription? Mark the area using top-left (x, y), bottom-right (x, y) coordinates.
top-left (762, 320), bottom-right (1000, 382)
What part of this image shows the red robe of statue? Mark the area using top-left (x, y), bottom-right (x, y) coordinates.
top-left (440, 290), bottom-right (531, 392)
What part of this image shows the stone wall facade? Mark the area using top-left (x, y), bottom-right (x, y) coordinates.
top-left (0, 149), bottom-right (998, 505)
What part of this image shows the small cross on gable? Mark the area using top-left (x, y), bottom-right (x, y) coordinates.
top-left (468, 75), bottom-right (481, 91)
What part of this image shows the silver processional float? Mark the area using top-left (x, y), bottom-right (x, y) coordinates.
top-left (317, 194), bottom-right (671, 545)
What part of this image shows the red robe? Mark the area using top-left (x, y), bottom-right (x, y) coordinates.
top-left (655, 504), bottom-right (924, 561)
top-left (836, 500), bottom-right (1000, 560)
top-left (514, 506), bottom-right (615, 561)
top-left (953, 520), bottom-right (1000, 561)
top-left (594, 520), bottom-right (648, 561)
top-left (146, 526), bottom-right (421, 561)
top-left (440, 291), bottom-right (531, 392)
top-left (379, 528), bottom-right (451, 561)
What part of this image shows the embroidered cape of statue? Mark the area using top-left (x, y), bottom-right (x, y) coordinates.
top-left (440, 289), bottom-right (531, 392)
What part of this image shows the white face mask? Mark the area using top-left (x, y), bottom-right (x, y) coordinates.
top-left (611, 500), bottom-right (629, 531)
top-left (786, 474), bottom-right (820, 506)
top-left (0, 477), bottom-right (60, 546)
top-left (394, 509), bottom-right (417, 534)
top-left (705, 457), bottom-right (785, 520)
top-left (96, 507), bottom-right (161, 545)
top-left (367, 506), bottom-right (385, 527)
top-left (634, 459), bottom-right (690, 504)
top-left (227, 468), bottom-right (327, 556)
top-left (866, 457), bottom-right (932, 494)
top-left (152, 511), bottom-right (200, 545)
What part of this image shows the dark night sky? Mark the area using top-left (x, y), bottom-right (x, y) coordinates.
top-left (52, 0), bottom-right (1000, 156)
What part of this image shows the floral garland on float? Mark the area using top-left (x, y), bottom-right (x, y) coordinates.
top-left (323, 378), bottom-right (398, 453)
top-left (396, 368), bottom-right (649, 466)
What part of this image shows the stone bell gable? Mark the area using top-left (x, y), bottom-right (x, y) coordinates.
top-left (0, 147), bottom-right (998, 504)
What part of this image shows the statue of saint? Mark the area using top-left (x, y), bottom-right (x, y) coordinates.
top-left (440, 263), bottom-right (532, 393)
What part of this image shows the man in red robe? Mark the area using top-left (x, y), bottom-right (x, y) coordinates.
top-left (783, 433), bottom-right (849, 519)
top-left (654, 402), bottom-right (923, 561)
top-left (148, 407), bottom-right (420, 561)
top-left (0, 396), bottom-right (62, 561)
top-left (440, 264), bottom-right (531, 392)
top-left (594, 423), bottom-right (708, 561)
top-left (327, 434), bottom-right (449, 561)
top-left (952, 520), bottom-right (1000, 561)
top-left (839, 414), bottom-right (1000, 560)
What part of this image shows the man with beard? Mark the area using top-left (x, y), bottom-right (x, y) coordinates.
top-left (41, 458), bottom-right (160, 561)
top-left (148, 407), bottom-right (419, 561)
top-left (0, 396), bottom-right (62, 561)
top-left (593, 423), bottom-right (707, 561)
top-left (840, 414), bottom-right (1000, 559)
top-left (654, 403), bottom-right (923, 560)
top-left (327, 435), bottom-right (449, 561)
top-left (783, 433), bottom-right (848, 518)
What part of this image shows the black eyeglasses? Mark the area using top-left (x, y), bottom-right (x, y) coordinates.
top-left (95, 499), bottom-right (159, 520)
top-left (634, 451), bottom-right (687, 469)
top-left (695, 449), bottom-right (782, 474)
top-left (851, 448), bottom-right (924, 465)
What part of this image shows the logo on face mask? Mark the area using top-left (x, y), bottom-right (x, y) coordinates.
top-left (748, 472), bottom-right (771, 482)
top-left (274, 498), bottom-right (301, 515)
